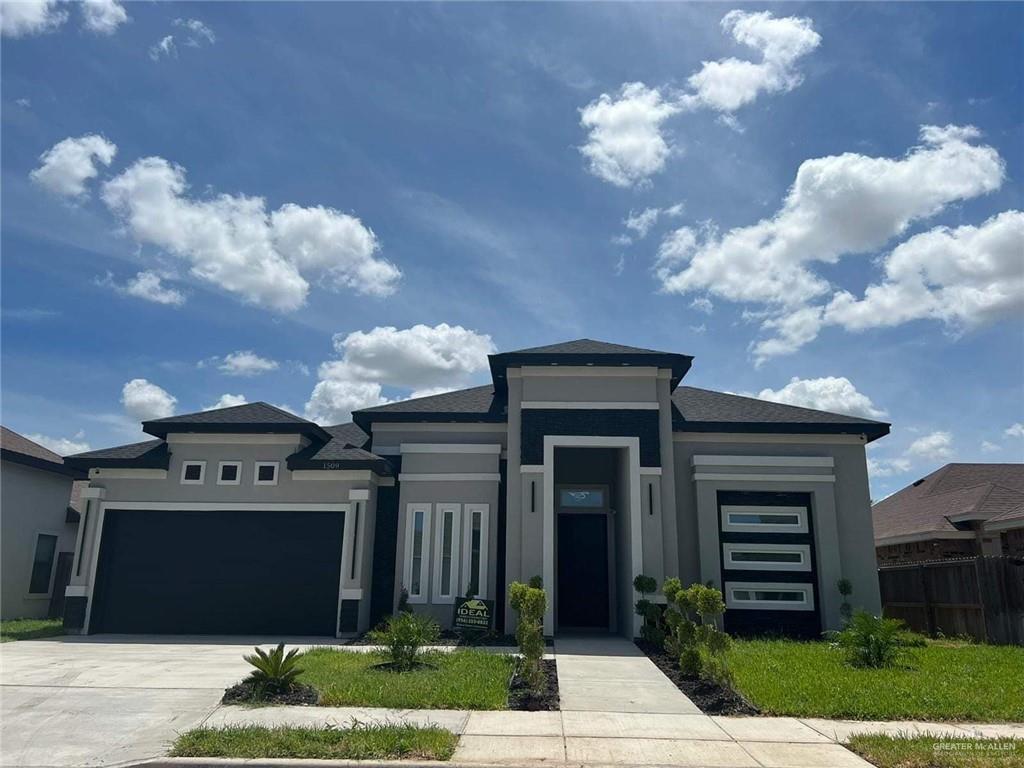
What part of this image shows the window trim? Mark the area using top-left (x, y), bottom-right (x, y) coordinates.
top-left (721, 505), bottom-right (808, 533)
top-left (403, 503), bottom-right (432, 604)
top-left (27, 531), bottom-right (60, 598)
top-left (725, 581), bottom-right (814, 611)
top-left (722, 542), bottom-right (811, 572)
top-left (461, 503), bottom-right (490, 599)
top-left (216, 461), bottom-right (243, 486)
top-left (180, 461), bottom-right (206, 485)
top-left (432, 503), bottom-right (462, 604)
top-left (254, 461), bottom-right (279, 486)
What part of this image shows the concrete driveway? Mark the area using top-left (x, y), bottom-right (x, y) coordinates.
top-left (0, 635), bottom-right (340, 768)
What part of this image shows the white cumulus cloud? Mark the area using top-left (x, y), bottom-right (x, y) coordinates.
top-left (217, 351), bottom-right (279, 377)
top-left (756, 376), bottom-right (887, 420)
top-left (305, 323), bottom-right (495, 424)
top-left (204, 393), bottom-right (247, 411)
top-left (681, 10), bottom-right (821, 113)
top-left (1, 0), bottom-right (67, 37)
top-left (100, 156), bottom-right (400, 311)
top-left (121, 378), bottom-right (177, 422)
top-left (80, 0), bottom-right (127, 34)
top-left (173, 17), bottom-right (214, 46)
top-left (25, 430), bottom-right (91, 456)
top-left (30, 134), bottom-right (117, 198)
top-left (867, 456), bottom-right (912, 478)
top-left (655, 125), bottom-right (1007, 363)
top-left (100, 270), bottom-right (185, 306)
top-left (906, 431), bottom-right (955, 461)
top-left (148, 34), bottom-right (175, 60)
top-left (579, 82), bottom-right (681, 188)
top-left (981, 440), bottom-right (1002, 453)
top-left (1006, 423), bottom-right (1024, 438)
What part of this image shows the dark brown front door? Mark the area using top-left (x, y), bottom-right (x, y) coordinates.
top-left (557, 513), bottom-right (609, 629)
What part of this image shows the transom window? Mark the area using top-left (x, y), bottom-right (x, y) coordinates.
top-left (559, 488), bottom-right (605, 508)
top-left (255, 462), bottom-right (279, 486)
top-left (28, 533), bottom-right (58, 595)
top-left (180, 461), bottom-right (206, 484)
top-left (217, 462), bottom-right (242, 485)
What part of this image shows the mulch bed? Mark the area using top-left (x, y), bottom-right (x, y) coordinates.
top-left (508, 659), bottom-right (559, 711)
top-left (635, 640), bottom-right (758, 716)
top-left (346, 630), bottom-right (553, 648)
top-left (221, 679), bottom-right (319, 706)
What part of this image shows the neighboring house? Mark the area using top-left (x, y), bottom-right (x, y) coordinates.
top-left (63, 339), bottom-right (888, 639)
top-left (1, 427), bottom-right (85, 620)
top-left (874, 463), bottom-right (1024, 565)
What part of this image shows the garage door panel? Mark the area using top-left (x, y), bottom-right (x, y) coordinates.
top-left (90, 509), bottom-right (344, 635)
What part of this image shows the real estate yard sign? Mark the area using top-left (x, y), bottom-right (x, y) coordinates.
top-left (453, 597), bottom-right (494, 632)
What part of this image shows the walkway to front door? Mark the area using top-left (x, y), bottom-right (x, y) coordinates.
top-left (554, 635), bottom-right (701, 714)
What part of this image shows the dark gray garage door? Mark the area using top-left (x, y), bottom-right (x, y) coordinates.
top-left (90, 509), bottom-right (344, 635)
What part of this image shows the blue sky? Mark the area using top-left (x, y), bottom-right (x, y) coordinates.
top-left (2, 1), bottom-right (1021, 498)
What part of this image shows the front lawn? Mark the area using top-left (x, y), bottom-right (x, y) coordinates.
top-left (847, 734), bottom-right (1024, 768)
top-left (170, 724), bottom-right (457, 761)
top-left (297, 648), bottom-right (515, 710)
top-left (0, 617), bottom-right (63, 642)
top-left (729, 639), bottom-right (1024, 722)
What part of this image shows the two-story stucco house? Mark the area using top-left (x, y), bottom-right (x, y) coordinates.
top-left (63, 339), bottom-right (888, 639)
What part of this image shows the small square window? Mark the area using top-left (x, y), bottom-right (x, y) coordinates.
top-left (181, 461), bottom-right (206, 484)
top-left (217, 462), bottom-right (242, 485)
top-left (254, 462), bottom-right (279, 486)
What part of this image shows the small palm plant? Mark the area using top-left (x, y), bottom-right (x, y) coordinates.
top-left (243, 643), bottom-right (304, 695)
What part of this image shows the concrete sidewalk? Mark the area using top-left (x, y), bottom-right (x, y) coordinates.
top-left (205, 704), bottom-right (1024, 767)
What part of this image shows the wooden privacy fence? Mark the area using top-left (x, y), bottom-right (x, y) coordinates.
top-left (879, 556), bottom-right (1024, 645)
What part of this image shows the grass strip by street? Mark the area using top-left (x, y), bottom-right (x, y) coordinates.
top-left (170, 724), bottom-right (458, 761)
top-left (847, 734), bottom-right (1024, 768)
top-left (0, 617), bottom-right (63, 642)
top-left (728, 639), bottom-right (1024, 722)
top-left (298, 648), bottom-right (516, 710)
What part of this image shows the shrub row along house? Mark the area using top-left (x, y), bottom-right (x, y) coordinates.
top-left (63, 339), bottom-right (889, 639)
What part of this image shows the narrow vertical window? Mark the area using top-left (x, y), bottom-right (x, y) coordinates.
top-left (462, 504), bottom-right (490, 599)
top-left (403, 504), bottom-right (431, 604)
top-left (432, 503), bottom-right (461, 603)
top-left (411, 510), bottom-right (425, 596)
top-left (29, 533), bottom-right (58, 594)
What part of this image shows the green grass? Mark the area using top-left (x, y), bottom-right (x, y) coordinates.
top-left (728, 639), bottom-right (1024, 722)
top-left (0, 617), bottom-right (63, 642)
top-left (170, 724), bottom-right (458, 761)
top-left (296, 648), bottom-right (515, 710)
top-left (847, 734), bottom-right (1024, 768)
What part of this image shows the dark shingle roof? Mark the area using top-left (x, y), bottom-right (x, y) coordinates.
top-left (672, 386), bottom-right (890, 436)
top-left (352, 385), bottom-right (504, 430)
top-left (1, 427), bottom-right (84, 477)
top-left (142, 402), bottom-right (330, 441)
top-left (65, 439), bottom-right (171, 470)
top-left (873, 463), bottom-right (1024, 541)
top-left (324, 422), bottom-right (369, 448)
top-left (286, 421), bottom-right (393, 475)
top-left (507, 339), bottom-right (673, 355)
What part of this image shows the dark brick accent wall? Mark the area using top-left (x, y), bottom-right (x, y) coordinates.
top-left (63, 596), bottom-right (87, 631)
top-left (338, 600), bottom-right (360, 633)
top-left (520, 410), bottom-right (661, 466)
top-left (368, 469), bottom-right (401, 629)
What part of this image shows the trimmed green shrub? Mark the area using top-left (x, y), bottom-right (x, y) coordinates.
top-left (369, 612), bottom-right (439, 671)
top-left (662, 580), bottom-right (732, 684)
top-left (633, 574), bottom-right (665, 645)
top-left (243, 643), bottom-right (304, 695)
top-left (397, 587), bottom-right (412, 614)
top-left (509, 578), bottom-right (546, 693)
top-left (833, 611), bottom-right (915, 668)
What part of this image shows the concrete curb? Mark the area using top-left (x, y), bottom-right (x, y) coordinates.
top-left (129, 760), bottom-right (511, 768)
